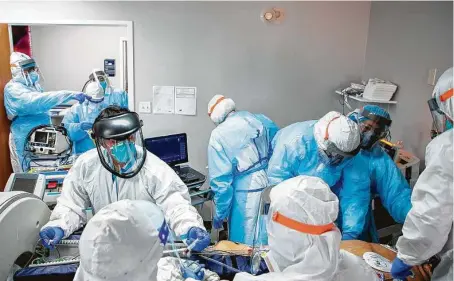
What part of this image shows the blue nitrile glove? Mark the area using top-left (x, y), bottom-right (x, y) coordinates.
top-left (186, 227), bottom-right (210, 252)
top-left (39, 227), bottom-right (64, 249)
top-left (73, 93), bottom-right (86, 103)
top-left (80, 122), bottom-right (93, 131)
top-left (213, 217), bottom-right (223, 229)
top-left (391, 258), bottom-right (413, 280)
top-left (181, 260), bottom-right (205, 280)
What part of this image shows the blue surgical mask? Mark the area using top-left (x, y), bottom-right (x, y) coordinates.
top-left (100, 81), bottom-right (108, 91)
top-left (29, 71), bottom-right (40, 84)
top-left (348, 111), bottom-right (359, 123)
top-left (111, 141), bottom-right (136, 164)
top-left (446, 119), bottom-right (453, 130)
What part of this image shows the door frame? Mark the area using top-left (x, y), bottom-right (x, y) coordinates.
top-left (5, 20), bottom-right (135, 110)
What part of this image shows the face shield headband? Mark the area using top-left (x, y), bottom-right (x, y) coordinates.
top-left (16, 58), bottom-right (44, 88)
top-left (428, 89), bottom-right (453, 138)
top-left (92, 112), bottom-right (147, 179)
top-left (91, 70), bottom-right (110, 91)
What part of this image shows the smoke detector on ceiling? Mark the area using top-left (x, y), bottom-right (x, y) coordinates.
top-left (261, 8), bottom-right (285, 24)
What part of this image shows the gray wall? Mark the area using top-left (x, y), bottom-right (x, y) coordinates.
top-left (362, 1), bottom-right (453, 164)
top-left (30, 25), bottom-right (126, 92)
top-left (0, 1), bottom-right (371, 173)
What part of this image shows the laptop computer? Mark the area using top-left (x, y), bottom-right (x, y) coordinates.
top-left (144, 133), bottom-right (206, 186)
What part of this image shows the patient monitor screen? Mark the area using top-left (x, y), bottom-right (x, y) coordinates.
top-left (34, 131), bottom-right (48, 144)
top-left (11, 177), bottom-right (37, 193)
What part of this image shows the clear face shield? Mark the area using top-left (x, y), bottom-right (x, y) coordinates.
top-left (428, 97), bottom-right (452, 139)
top-left (81, 70), bottom-right (111, 102)
top-left (357, 109), bottom-right (391, 150)
top-left (92, 112), bottom-right (147, 179)
top-left (92, 70), bottom-right (111, 93)
top-left (18, 58), bottom-right (44, 88)
top-left (320, 142), bottom-right (360, 166)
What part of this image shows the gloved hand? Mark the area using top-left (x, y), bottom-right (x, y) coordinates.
top-left (80, 122), bottom-right (93, 131)
top-left (39, 227), bottom-right (64, 249)
top-left (212, 217), bottom-right (223, 230)
top-left (181, 260), bottom-right (205, 280)
top-left (391, 258), bottom-right (413, 280)
top-left (73, 93), bottom-right (86, 103)
top-left (186, 227), bottom-right (210, 252)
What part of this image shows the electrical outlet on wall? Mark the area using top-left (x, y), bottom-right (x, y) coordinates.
top-left (139, 101), bottom-right (151, 113)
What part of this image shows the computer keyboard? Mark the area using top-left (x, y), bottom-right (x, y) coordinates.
top-left (57, 239), bottom-right (79, 245)
top-left (184, 178), bottom-right (199, 184)
top-left (176, 171), bottom-right (194, 178)
top-left (28, 258), bottom-right (80, 268)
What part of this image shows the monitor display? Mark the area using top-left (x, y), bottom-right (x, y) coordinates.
top-left (145, 133), bottom-right (188, 166)
top-left (34, 131), bottom-right (48, 144)
top-left (11, 177), bottom-right (37, 193)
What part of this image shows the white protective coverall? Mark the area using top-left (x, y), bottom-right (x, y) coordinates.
top-left (74, 200), bottom-right (219, 281)
top-left (233, 176), bottom-right (379, 281)
top-left (42, 149), bottom-right (205, 238)
top-left (396, 67), bottom-right (453, 281)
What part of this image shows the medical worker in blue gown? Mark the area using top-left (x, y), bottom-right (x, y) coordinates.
top-left (62, 81), bottom-right (109, 155)
top-left (267, 111), bottom-right (361, 188)
top-left (86, 69), bottom-right (128, 108)
top-left (337, 105), bottom-right (412, 242)
top-left (63, 70), bottom-right (129, 155)
top-left (4, 52), bottom-right (85, 172)
top-left (207, 95), bottom-right (279, 245)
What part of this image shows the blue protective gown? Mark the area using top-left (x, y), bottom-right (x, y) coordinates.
top-left (62, 87), bottom-right (128, 155)
top-left (337, 145), bottom-right (412, 242)
top-left (4, 77), bottom-right (75, 172)
top-left (62, 101), bottom-right (108, 155)
top-left (105, 88), bottom-right (128, 108)
top-left (267, 121), bottom-right (352, 188)
top-left (208, 111), bottom-right (278, 245)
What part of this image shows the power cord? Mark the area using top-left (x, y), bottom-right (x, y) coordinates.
top-left (24, 239), bottom-right (44, 268)
top-left (22, 124), bottom-right (73, 171)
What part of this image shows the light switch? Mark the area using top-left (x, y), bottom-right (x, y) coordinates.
top-left (139, 101), bottom-right (151, 113)
top-left (428, 68), bottom-right (437, 86)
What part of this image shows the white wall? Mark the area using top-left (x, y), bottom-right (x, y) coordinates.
top-left (363, 1), bottom-right (453, 164)
top-left (30, 25), bottom-right (126, 92)
top-left (0, 1), bottom-right (371, 173)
